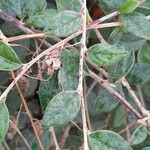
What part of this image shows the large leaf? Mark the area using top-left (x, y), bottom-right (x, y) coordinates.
top-left (42, 91), bottom-right (80, 127)
top-left (119, 0), bottom-right (139, 14)
top-left (0, 103), bottom-right (9, 141)
top-left (58, 67), bottom-right (78, 91)
top-left (130, 125), bottom-right (148, 146)
top-left (87, 43), bottom-right (128, 67)
top-left (120, 12), bottom-right (150, 39)
top-left (27, 9), bottom-right (57, 28)
top-left (138, 43), bottom-right (150, 64)
top-left (39, 73), bottom-right (60, 111)
top-left (0, 41), bottom-right (22, 71)
top-left (56, 0), bottom-right (81, 12)
top-left (127, 63), bottom-right (150, 85)
top-left (44, 10), bottom-right (82, 37)
top-left (89, 130), bottom-right (132, 150)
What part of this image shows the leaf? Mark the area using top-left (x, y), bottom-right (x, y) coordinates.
top-left (119, 0), bottom-right (139, 14)
top-left (61, 49), bottom-right (80, 76)
top-left (44, 10), bottom-right (82, 37)
top-left (58, 67), bottom-right (78, 91)
top-left (87, 43), bottom-right (128, 67)
top-left (142, 147), bottom-right (150, 150)
top-left (0, 0), bottom-right (47, 19)
top-left (127, 63), bottom-right (150, 85)
top-left (27, 9), bottom-right (57, 28)
top-left (108, 28), bottom-right (146, 51)
top-left (111, 105), bottom-right (126, 128)
top-left (42, 91), bottom-right (80, 127)
top-left (120, 12), bottom-right (150, 39)
top-left (0, 41), bottom-right (22, 71)
top-left (0, 103), bottom-right (9, 141)
top-left (56, 0), bottom-right (81, 12)
top-left (93, 83), bottom-right (123, 113)
top-left (89, 130), bottom-right (132, 150)
top-left (130, 125), bottom-right (148, 145)
top-left (138, 43), bottom-right (150, 64)
top-left (99, 0), bottom-right (126, 14)
top-left (39, 73), bottom-right (60, 111)
top-left (31, 131), bottom-right (51, 150)
top-left (108, 50), bottom-right (135, 82)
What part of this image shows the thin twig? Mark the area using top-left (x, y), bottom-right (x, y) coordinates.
top-left (77, 0), bottom-right (89, 149)
top-left (59, 125), bottom-right (71, 149)
top-left (89, 70), bottom-right (142, 119)
top-left (10, 72), bottom-right (44, 150)
top-left (7, 33), bottom-right (45, 42)
top-left (49, 127), bottom-right (60, 150)
top-left (3, 140), bottom-right (10, 150)
top-left (9, 120), bottom-right (32, 150)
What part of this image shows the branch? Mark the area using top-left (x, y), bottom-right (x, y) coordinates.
top-left (89, 70), bottom-right (142, 119)
top-left (77, 0), bottom-right (89, 149)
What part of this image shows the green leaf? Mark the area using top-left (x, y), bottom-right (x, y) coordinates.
top-left (93, 83), bottom-right (123, 113)
top-left (108, 28), bottom-right (146, 51)
top-left (87, 43), bottom-right (128, 67)
top-left (27, 9), bottom-right (57, 28)
top-left (31, 131), bottom-right (51, 150)
top-left (0, 103), bottom-right (9, 141)
top-left (42, 91), bottom-right (80, 127)
top-left (39, 73), bottom-right (60, 111)
top-left (56, 0), bottom-right (81, 12)
top-left (44, 10), bottom-right (82, 37)
top-left (0, 0), bottom-right (47, 19)
top-left (0, 41), bottom-right (22, 71)
top-left (142, 147), bottom-right (150, 150)
top-left (111, 105), bottom-right (126, 128)
top-left (138, 43), bottom-right (150, 64)
top-left (108, 50), bottom-right (135, 82)
top-left (120, 12), bottom-right (150, 39)
top-left (61, 49), bottom-right (80, 76)
top-left (127, 63), bottom-right (150, 85)
top-left (58, 67), bottom-right (78, 91)
top-left (99, 0), bottom-right (126, 14)
top-left (130, 125), bottom-right (148, 146)
top-left (89, 130), bottom-right (132, 150)
top-left (119, 0), bottom-right (139, 14)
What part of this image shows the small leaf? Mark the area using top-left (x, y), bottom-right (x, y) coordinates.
top-left (0, 41), bottom-right (22, 71)
top-left (44, 10), bottom-right (82, 37)
top-left (87, 43), bottom-right (128, 67)
top-left (58, 67), bottom-right (78, 91)
top-left (130, 125), bottom-right (148, 145)
top-left (0, 103), bottom-right (9, 141)
top-left (27, 9), bottom-right (57, 28)
top-left (119, 0), bottom-right (139, 14)
top-left (56, 0), bottom-right (81, 12)
top-left (42, 91), bottom-right (80, 127)
top-left (138, 43), bottom-right (150, 64)
top-left (127, 63), bottom-right (150, 85)
top-left (89, 130), bottom-right (132, 150)
top-left (120, 12), bottom-right (150, 39)
top-left (39, 73), bottom-right (60, 111)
